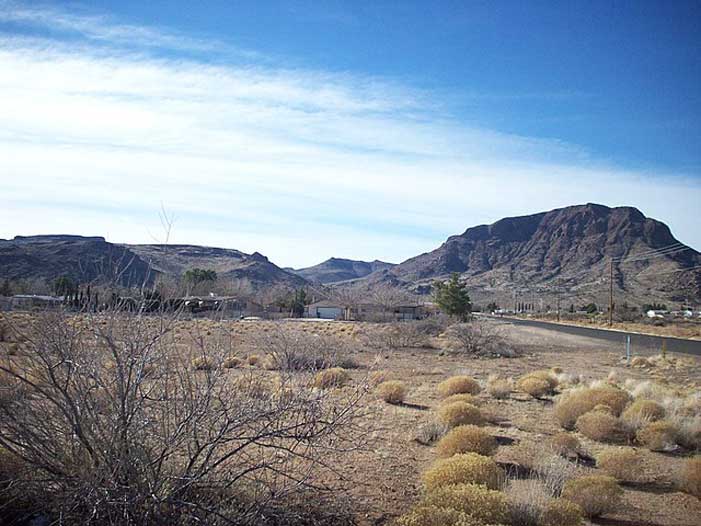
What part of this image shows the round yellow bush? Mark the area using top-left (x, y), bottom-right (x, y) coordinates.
top-left (487, 379), bottom-right (512, 399)
top-left (542, 498), bottom-right (583, 526)
top-left (597, 448), bottom-right (642, 482)
top-left (222, 356), bottom-right (242, 368)
top-left (561, 475), bottom-right (623, 518)
top-left (437, 376), bottom-right (481, 398)
top-left (436, 425), bottom-right (497, 458)
top-left (518, 376), bottom-right (552, 398)
top-left (421, 483), bottom-right (509, 524)
top-left (555, 387), bottom-right (632, 429)
top-left (521, 370), bottom-right (558, 389)
top-left (312, 367), bottom-right (349, 389)
top-left (192, 356), bottom-right (215, 370)
top-left (376, 380), bottom-right (407, 404)
top-left (550, 432), bottom-right (582, 457)
top-left (575, 411), bottom-right (629, 443)
top-left (394, 505), bottom-right (486, 526)
top-left (438, 401), bottom-right (485, 428)
top-left (678, 456), bottom-right (701, 498)
top-left (636, 420), bottom-right (678, 450)
top-left (622, 399), bottom-right (665, 425)
top-left (247, 354), bottom-right (260, 366)
top-left (423, 453), bottom-right (504, 491)
top-left (441, 393), bottom-right (481, 406)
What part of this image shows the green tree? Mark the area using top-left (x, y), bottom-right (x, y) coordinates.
top-left (0, 279), bottom-right (11, 297)
top-left (486, 301), bottom-right (499, 313)
top-left (433, 273), bottom-right (472, 321)
top-left (291, 288), bottom-right (308, 318)
top-left (183, 268), bottom-right (217, 290)
top-left (53, 275), bottom-right (76, 297)
top-left (584, 303), bottom-right (598, 314)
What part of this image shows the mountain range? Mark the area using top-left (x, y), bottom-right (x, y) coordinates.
top-left (1, 204), bottom-right (699, 306)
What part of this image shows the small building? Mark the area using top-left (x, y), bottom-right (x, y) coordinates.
top-left (11, 294), bottom-right (63, 310)
top-left (306, 301), bottom-right (344, 320)
top-left (646, 310), bottom-right (668, 319)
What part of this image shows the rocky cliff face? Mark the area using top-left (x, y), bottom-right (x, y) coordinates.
top-left (362, 204), bottom-right (701, 306)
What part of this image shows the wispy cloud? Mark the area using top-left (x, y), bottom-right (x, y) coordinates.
top-left (1, 2), bottom-right (700, 267)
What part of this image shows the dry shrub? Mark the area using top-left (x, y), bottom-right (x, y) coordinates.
top-left (518, 377), bottom-right (552, 399)
top-left (192, 356), bottom-right (215, 370)
top-left (376, 380), bottom-right (407, 404)
top-left (521, 370), bottom-right (558, 390)
top-left (597, 448), bottom-right (642, 482)
top-left (554, 387), bottom-right (632, 429)
top-left (542, 498), bottom-right (583, 526)
top-left (621, 399), bottom-right (665, 428)
top-left (423, 453), bottom-right (504, 491)
top-left (313, 367), bottom-right (349, 389)
top-left (561, 475), bottom-right (622, 518)
top-left (421, 483), bottom-right (510, 524)
top-left (394, 505), bottom-right (485, 526)
top-left (247, 354), bottom-right (260, 366)
top-left (441, 393), bottom-right (481, 406)
top-left (437, 376), bottom-right (481, 398)
top-left (415, 419), bottom-right (448, 445)
top-left (636, 420), bottom-right (678, 450)
top-left (369, 369), bottom-right (393, 386)
top-left (487, 376), bottom-right (512, 399)
top-left (550, 432), bottom-right (582, 458)
top-left (575, 411), bottom-right (629, 443)
top-left (510, 442), bottom-right (581, 495)
top-left (436, 425), bottom-right (497, 458)
top-left (678, 456), bottom-right (701, 498)
top-left (674, 416), bottom-right (701, 450)
top-left (438, 401), bottom-right (484, 428)
top-left (444, 321), bottom-right (513, 357)
top-left (222, 356), bottom-right (242, 368)
top-left (630, 356), bottom-right (650, 367)
top-left (506, 479), bottom-right (582, 526)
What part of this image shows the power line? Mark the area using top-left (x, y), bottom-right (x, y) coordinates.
top-left (612, 242), bottom-right (685, 261)
top-left (615, 246), bottom-right (691, 264)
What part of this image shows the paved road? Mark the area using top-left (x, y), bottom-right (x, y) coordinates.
top-left (485, 315), bottom-right (701, 357)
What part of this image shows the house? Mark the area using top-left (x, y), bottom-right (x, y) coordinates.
top-left (306, 301), bottom-right (345, 320)
top-left (646, 310), bottom-right (668, 319)
top-left (11, 294), bottom-right (63, 310)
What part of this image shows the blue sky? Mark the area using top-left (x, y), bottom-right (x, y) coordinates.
top-left (0, 0), bottom-right (700, 267)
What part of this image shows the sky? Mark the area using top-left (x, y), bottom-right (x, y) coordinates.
top-left (0, 0), bottom-right (700, 268)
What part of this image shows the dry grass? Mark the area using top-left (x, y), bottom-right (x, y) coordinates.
top-left (506, 479), bottom-right (583, 526)
top-left (438, 401), bottom-right (485, 428)
top-left (621, 399), bottom-right (665, 428)
top-left (554, 387), bottom-right (632, 429)
top-left (437, 376), bottom-right (481, 398)
top-left (636, 420), bottom-right (678, 451)
top-left (435, 425), bottom-right (497, 458)
top-left (312, 367), bottom-right (349, 389)
top-left (561, 475), bottom-right (623, 518)
top-left (678, 456), bottom-right (701, 498)
top-left (394, 505), bottom-right (486, 526)
top-left (423, 453), bottom-right (504, 491)
top-left (222, 356), bottom-right (243, 368)
top-left (246, 354), bottom-right (260, 366)
top-left (441, 393), bottom-right (481, 406)
top-left (421, 483), bottom-right (510, 524)
top-left (597, 448), bottom-right (643, 482)
top-left (415, 419), bottom-right (448, 445)
top-left (521, 370), bottom-right (559, 390)
top-left (192, 356), bottom-right (215, 370)
top-left (376, 380), bottom-right (407, 404)
top-left (487, 375), bottom-right (512, 399)
top-left (550, 432), bottom-right (582, 458)
top-left (518, 376), bottom-right (552, 398)
top-left (575, 411), bottom-right (630, 443)
top-left (369, 369), bottom-right (394, 386)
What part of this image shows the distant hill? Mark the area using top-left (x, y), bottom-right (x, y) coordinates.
top-left (0, 236), bottom-right (307, 292)
top-left (355, 204), bottom-right (701, 307)
top-left (291, 257), bottom-right (395, 284)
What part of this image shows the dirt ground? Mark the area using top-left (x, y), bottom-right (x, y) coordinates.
top-left (1, 313), bottom-right (700, 526)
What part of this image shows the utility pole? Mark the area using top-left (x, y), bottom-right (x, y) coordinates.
top-left (608, 258), bottom-right (614, 327)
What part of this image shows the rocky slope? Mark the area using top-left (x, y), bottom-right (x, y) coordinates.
top-left (357, 204), bottom-right (701, 306)
top-left (291, 257), bottom-right (395, 284)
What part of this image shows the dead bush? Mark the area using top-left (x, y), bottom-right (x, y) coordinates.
top-left (518, 377), bottom-right (552, 399)
top-left (222, 355), bottom-right (242, 368)
top-left (421, 483), bottom-right (510, 524)
top-left (246, 354), bottom-right (260, 366)
top-left (550, 432), bottom-right (582, 458)
top-left (542, 498), bottom-right (583, 526)
top-left (192, 355), bottom-right (215, 370)
top-left (674, 416), bottom-right (701, 450)
top-left (444, 321), bottom-right (514, 357)
top-left (438, 401), bottom-right (485, 428)
top-left (423, 453), bottom-right (504, 491)
top-left (561, 475), bottom-right (623, 518)
top-left (487, 376), bottom-right (512, 399)
top-left (554, 387), bottom-right (632, 429)
top-left (678, 456), bottom-right (701, 498)
top-left (621, 399), bottom-right (665, 428)
top-left (597, 448), bottom-right (642, 482)
top-left (441, 392), bottom-right (481, 406)
top-left (506, 479), bottom-right (582, 526)
top-left (0, 310), bottom-right (369, 525)
top-left (510, 442), bottom-right (581, 495)
top-left (369, 369), bottom-right (393, 386)
top-left (437, 376), bottom-right (481, 398)
top-left (313, 367), bottom-right (350, 389)
top-left (375, 321), bottom-right (432, 349)
top-left (576, 411), bottom-right (630, 443)
top-left (394, 505), bottom-right (485, 526)
top-left (436, 425), bottom-right (497, 457)
top-left (415, 419), bottom-right (448, 445)
top-left (376, 380), bottom-right (407, 404)
top-left (521, 370), bottom-right (559, 390)
top-left (636, 420), bottom-right (678, 450)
